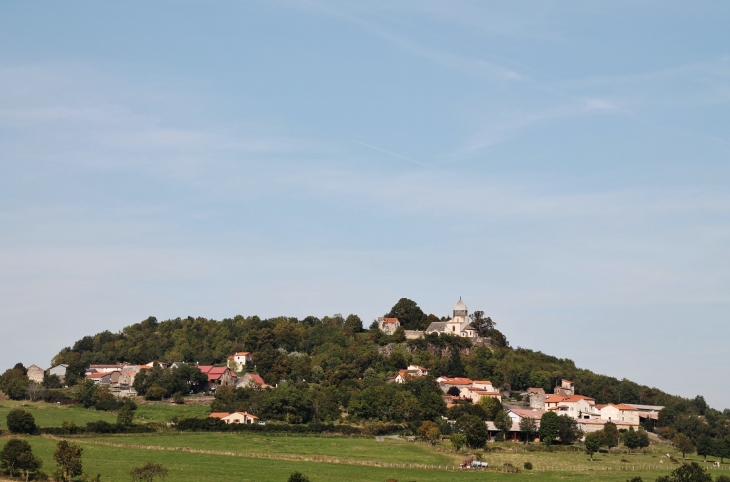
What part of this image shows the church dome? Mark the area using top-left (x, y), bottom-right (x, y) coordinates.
top-left (453, 297), bottom-right (467, 316)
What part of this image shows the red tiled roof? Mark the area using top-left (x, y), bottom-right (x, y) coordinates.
top-left (438, 377), bottom-right (473, 385)
top-left (234, 352), bottom-right (251, 356)
top-left (85, 373), bottom-right (109, 379)
top-left (611, 404), bottom-right (639, 411)
top-left (246, 374), bottom-right (266, 386)
top-left (545, 394), bottom-right (594, 403)
top-left (209, 412), bottom-right (230, 419)
top-left (381, 318), bottom-right (399, 323)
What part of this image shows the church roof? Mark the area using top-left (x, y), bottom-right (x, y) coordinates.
top-left (454, 297), bottom-right (467, 312)
top-left (426, 321), bottom-right (448, 332)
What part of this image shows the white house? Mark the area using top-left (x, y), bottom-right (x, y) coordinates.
top-left (229, 352), bottom-right (253, 372)
top-left (377, 317), bottom-right (400, 335)
top-left (237, 373), bottom-right (271, 389)
top-left (26, 365), bottom-right (45, 384)
top-left (544, 394), bottom-right (599, 419)
top-left (506, 407), bottom-right (545, 426)
top-left (425, 298), bottom-right (477, 339)
top-left (48, 364), bottom-right (68, 381)
top-left (600, 404), bottom-right (640, 426)
top-left (210, 412), bottom-right (260, 425)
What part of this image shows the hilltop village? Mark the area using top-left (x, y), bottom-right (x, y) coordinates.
top-left (1, 298), bottom-right (728, 482)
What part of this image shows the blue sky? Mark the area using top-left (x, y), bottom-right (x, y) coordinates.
top-left (1, 1), bottom-right (729, 408)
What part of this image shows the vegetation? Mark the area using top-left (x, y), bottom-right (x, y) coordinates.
top-left (53, 440), bottom-right (83, 482)
top-left (0, 438), bottom-right (42, 481)
top-left (130, 462), bottom-right (169, 482)
top-left (585, 432), bottom-right (601, 460)
top-left (6, 409), bottom-right (38, 434)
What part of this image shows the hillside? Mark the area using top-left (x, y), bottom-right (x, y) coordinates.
top-left (51, 298), bottom-right (689, 409)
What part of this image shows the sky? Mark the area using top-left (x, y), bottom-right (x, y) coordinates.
top-left (0, 1), bottom-right (729, 409)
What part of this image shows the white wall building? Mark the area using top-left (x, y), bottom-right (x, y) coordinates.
top-left (425, 298), bottom-right (477, 338)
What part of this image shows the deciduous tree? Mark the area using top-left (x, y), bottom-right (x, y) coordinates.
top-left (585, 432), bottom-right (601, 460)
top-left (673, 433), bottom-right (695, 460)
top-left (53, 440), bottom-right (83, 482)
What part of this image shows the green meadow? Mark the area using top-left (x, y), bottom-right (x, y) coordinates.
top-left (2, 401), bottom-right (730, 482)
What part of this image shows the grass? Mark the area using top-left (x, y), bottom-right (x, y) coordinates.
top-left (80, 432), bottom-right (456, 466)
top-left (133, 403), bottom-right (210, 424)
top-left (0, 401), bottom-right (116, 429)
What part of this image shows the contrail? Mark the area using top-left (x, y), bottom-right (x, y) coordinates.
top-left (351, 140), bottom-right (427, 166)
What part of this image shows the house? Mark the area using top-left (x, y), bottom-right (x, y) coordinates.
top-left (425, 298), bottom-right (477, 339)
top-left (627, 404), bottom-right (664, 429)
top-left (236, 373), bottom-right (271, 389)
top-left (196, 366), bottom-right (235, 391)
top-left (544, 394), bottom-right (599, 419)
top-left (145, 361), bottom-right (169, 369)
top-left (527, 388), bottom-right (547, 409)
top-left (229, 352), bottom-right (253, 372)
top-left (85, 372), bottom-right (114, 385)
top-left (377, 317), bottom-right (400, 335)
top-left (554, 379), bottom-right (575, 395)
top-left (436, 377), bottom-right (474, 394)
top-left (88, 364), bottom-right (123, 374)
top-left (600, 404), bottom-right (640, 426)
top-left (48, 364), bottom-right (68, 381)
top-left (407, 365), bottom-right (428, 375)
top-left (210, 412), bottom-right (260, 425)
top-left (169, 362), bottom-right (186, 369)
top-left (463, 381), bottom-right (501, 403)
top-left (117, 371), bottom-right (137, 397)
top-left (506, 407), bottom-right (545, 427)
top-left (26, 365), bottom-right (45, 384)
top-left (486, 420), bottom-right (523, 442)
top-left (578, 418), bottom-right (639, 433)
top-left (121, 364), bottom-right (142, 373)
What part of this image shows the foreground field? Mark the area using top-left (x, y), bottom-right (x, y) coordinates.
top-left (0, 401), bottom-right (116, 429)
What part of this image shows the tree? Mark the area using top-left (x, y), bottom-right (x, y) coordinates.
top-left (695, 435), bottom-right (713, 462)
top-left (456, 414), bottom-right (488, 449)
top-left (445, 348), bottom-right (465, 377)
top-left (144, 384), bottom-right (167, 401)
top-left (344, 314), bottom-right (363, 334)
top-left (0, 368), bottom-right (30, 401)
top-left (0, 439), bottom-right (43, 481)
top-left (75, 379), bottom-right (98, 408)
top-left (655, 462), bottom-right (712, 482)
top-left (417, 421), bottom-right (441, 444)
top-left (117, 405), bottom-right (134, 427)
top-left (130, 462), bottom-right (169, 482)
top-left (539, 411), bottom-right (560, 446)
top-left (392, 327), bottom-right (406, 343)
top-left (637, 428), bottom-right (650, 449)
top-left (603, 421), bottom-right (619, 449)
top-left (673, 433), bottom-right (695, 460)
top-left (385, 298), bottom-right (426, 330)
top-left (585, 432), bottom-right (601, 461)
top-left (469, 311), bottom-right (496, 337)
top-left (712, 437), bottom-right (730, 463)
top-left (6, 409), bottom-right (37, 435)
top-left (451, 433), bottom-right (466, 452)
top-left (287, 472), bottom-right (311, 482)
top-left (54, 440), bottom-right (83, 482)
top-left (557, 415), bottom-right (581, 445)
top-left (623, 427), bottom-right (641, 454)
top-left (519, 417), bottom-right (538, 444)
top-left (494, 410), bottom-right (512, 441)
top-left (26, 381), bottom-right (43, 402)
top-left (478, 396), bottom-right (503, 421)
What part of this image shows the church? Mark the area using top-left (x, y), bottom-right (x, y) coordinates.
top-left (425, 297), bottom-right (478, 339)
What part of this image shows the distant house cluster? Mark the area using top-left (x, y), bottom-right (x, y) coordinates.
top-left (78, 353), bottom-right (272, 397)
top-left (436, 377), bottom-right (502, 405)
top-left (378, 298), bottom-right (489, 343)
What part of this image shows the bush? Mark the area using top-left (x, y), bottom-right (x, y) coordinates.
top-left (144, 385), bottom-right (167, 401)
top-left (523, 461), bottom-right (533, 470)
top-left (6, 409), bottom-right (37, 434)
top-left (288, 472), bottom-right (310, 482)
top-left (502, 463), bottom-right (520, 473)
top-left (173, 392), bottom-right (185, 405)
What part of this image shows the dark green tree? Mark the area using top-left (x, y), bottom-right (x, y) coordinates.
top-left (494, 409), bottom-right (512, 441)
top-left (603, 421), bottom-right (619, 449)
top-left (696, 435), bottom-right (713, 461)
top-left (456, 414), bottom-right (488, 449)
top-left (0, 438), bottom-right (43, 480)
top-left (385, 298), bottom-right (426, 330)
top-left (557, 414), bottom-right (581, 445)
top-left (539, 411), bottom-right (560, 446)
top-left (287, 472), bottom-right (311, 482)
top-left (446, 348), bottom-right (465, 377)
top-left (6, 409), bottom-right (37, 435)
top-left (117, 405), bottom-right (134, 427)
top-left (519, 417), bottom-right (538, 444)
top-left (585, 432), bottom-right (601, 460)
top-left (712, 437), bottom-right (730, 463)
top-left (451, 433), bottom-right (466, 452)
top-left (673, 433), bottom-right (695, 460)
top-left (623, 427), bottom-right (641, 453)
top-left (655, 462), bottom-right (712, 482)
top-left (469, 311), bottom-right (495, 337)
top-left (478, 396), bottom-right (503, 421)
top-left (75, 380), bottom-right (98, 408)
top-left (343, 314), bottom-right (363, 334)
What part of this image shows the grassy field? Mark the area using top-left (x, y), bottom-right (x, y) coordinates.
top-left (0, 400), bottom-right (210, 428)
top-left (3, 434), bottom-right (720, 482)
top-left (0, 401), bottom-right (116, 429)
top-left (2, 402), bottom-right (730, 481)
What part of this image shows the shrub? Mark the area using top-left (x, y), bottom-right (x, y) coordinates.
top-left (144, 385), bottom-right (167, 401)
top-left (523, 461), bottom-right (533, 470)
top-left (6, 409), bottom-right (37, 434)
top-left (502, 463), bottom-right (520, 473)
top-left (173, 392), bottom-right (185, 405)
top-left (288, 472), bottom-right (310, 482)
top-left (130, 462), bottom-right (168, 482)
